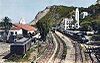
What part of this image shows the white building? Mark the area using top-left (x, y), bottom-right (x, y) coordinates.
top-left (64, 18), bottom-right (74, 30)
top-left (10, 26), bottom-right (23, 35)
top-left (19, 18), bottom-right (26, 24)
top-left (80, 12), bottom-right (88, 19)
top-left (9, 18), bottom-right (36, 36)
top-left (96, 0), bottom-right (100, 4)
top-left (64, 8), bottom-right (80, 30)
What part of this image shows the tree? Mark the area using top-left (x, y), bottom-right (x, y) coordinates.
top-left (0, 17), bottom-right (12, 41)
top-left (80, 21), bottom-right (92, 31)
top-left (36, 20), bottom-right (50, 41)
top-left (91, 21), bottom-right (98, 31)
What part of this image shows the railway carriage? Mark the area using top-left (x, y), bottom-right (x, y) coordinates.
top-left (57, 28), bottom-right (88, 43)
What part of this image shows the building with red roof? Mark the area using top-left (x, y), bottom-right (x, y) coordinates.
top-left (9, 18), bottom-right (37, 37)
top-left (10, 24), bottom-right (36, 36)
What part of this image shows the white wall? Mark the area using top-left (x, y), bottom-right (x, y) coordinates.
top-left (9, 29), bottom-right (23, 35)
top-left (28, 31), bottom-right (35, 34)
top-left (64, 18), bottom-right (74, 30)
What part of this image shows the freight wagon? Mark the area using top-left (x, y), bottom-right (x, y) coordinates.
top-left (10, 38), bottom-right (32, 55)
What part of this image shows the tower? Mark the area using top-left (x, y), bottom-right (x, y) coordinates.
top-left (19, 18), bottom-right (26, 24)
top-left (75, 8), bottom-right (80, 29)
top-left (64, 18), bottom-right (67, 30)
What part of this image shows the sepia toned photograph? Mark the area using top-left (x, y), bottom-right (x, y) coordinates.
top-left (0, 0), bottom-right (100, 63)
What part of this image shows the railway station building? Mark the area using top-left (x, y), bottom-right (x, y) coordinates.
top-left (9, 18), bottom-right (37, 37)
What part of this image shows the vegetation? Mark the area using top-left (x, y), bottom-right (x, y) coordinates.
top-left (36, 4), bottom-right (100, 40)
top-left (80, 4), bottom-right (100, 32)
top-left (0, 17), bottom-right (12, 41)
top-left (36, 5), bottom-right (74, 40)
top-left (91, 35), bottom-right (100, 41)
top-left (0, 17), bottom-right (12, 33)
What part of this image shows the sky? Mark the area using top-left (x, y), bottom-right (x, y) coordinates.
top-left (0, 0), bottom-right (96, 23)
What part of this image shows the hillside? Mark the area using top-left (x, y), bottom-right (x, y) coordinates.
top-left (80, 4), bottom-right (100, 32)
top-left (36, 5), bottom-right (75, 27)
top-left (30, 7), bottom-right (50, 25)
top-left (30, 5), bottom-right (75, 25)
top-left (34, 5), bottom-right (75, 40)
top-left (31, 4), bottom-right (100, 31)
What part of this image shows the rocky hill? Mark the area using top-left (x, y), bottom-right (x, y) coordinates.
top-left (30, 4), bottom-right (100, 33)
top-left (30, 7), bottom-right (50, 25)
top-left (30, 5), bottom-right (75, 25)
top-left (31, 5), bottom-right (75, 39)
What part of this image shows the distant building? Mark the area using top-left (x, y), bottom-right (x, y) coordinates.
top-left (19, 18), bottom-right (26, 24)
top-left (9, 19), bottom-right (36, 38)
top-left (10, 24), bottom-right (36, 35)
top-left (64, 8), bottom-right (80, 30)
top-left (64, 18), bottom-right (74, 30)
top-left (10, 25), bottom-right (23, 35)
top-left (80, 12), bottom-right (88, 19)
top-left (96, 0), bottom-right (100, 4)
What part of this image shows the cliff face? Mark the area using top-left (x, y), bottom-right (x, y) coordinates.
top-left (30, 7), bottom-right (50, 25)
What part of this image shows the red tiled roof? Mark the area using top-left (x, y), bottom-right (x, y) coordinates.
top-left (13, 24), bottom-right (36, 31)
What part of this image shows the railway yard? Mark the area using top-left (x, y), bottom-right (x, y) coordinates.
top-left (55, 31), bottom-right (83, 63)
top-left (35, 32), bottom-right (68, 63)
top-left (0, 30), bottom-right (100, 63)
top-left (0, 0), bottom-right (100, 63)
top-left (36, 30), bottom-right (100, 63)
top-left (35, 31), bottom-right (91, 63)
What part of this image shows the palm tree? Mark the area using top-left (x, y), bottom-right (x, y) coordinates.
top-left (0, 17), bottom-right (12, 42)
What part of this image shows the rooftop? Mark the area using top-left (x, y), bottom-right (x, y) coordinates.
top-left (13, 24), bottom-right (36, 31)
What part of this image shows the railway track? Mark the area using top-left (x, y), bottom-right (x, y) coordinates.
top-left (53, 33), bottom-right (67, 63)
top-left (55, 30), bottom-right (84, 63)
top-left (36, 43), bottom-right (55, 63)
top-left (36, 34), bottom-right (55, 63)
top-left (74, 42), bottom-right (83, 63)
top-left (68, 37), bottom-right (83, 63)
top-left (85, 46), bottom-right (100, 63)
top-left (35, 32), bottom-right (67, 63)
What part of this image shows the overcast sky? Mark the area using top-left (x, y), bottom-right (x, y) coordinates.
top-left (0, 0), bottom-right (96, 23)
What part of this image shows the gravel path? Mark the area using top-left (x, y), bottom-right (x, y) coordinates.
top-left (0, 42), bottom-right (10, 62)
